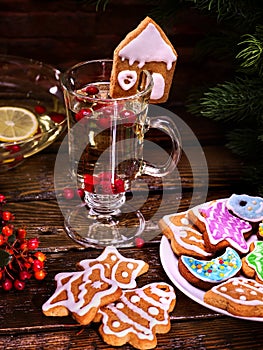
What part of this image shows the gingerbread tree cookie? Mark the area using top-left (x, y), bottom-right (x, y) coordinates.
top-left (42, 264), bottom-right (122, 325)
top-left (110, 17), bottom-right (178, 103)
top-left (95, 282), bottom-right (176, 349)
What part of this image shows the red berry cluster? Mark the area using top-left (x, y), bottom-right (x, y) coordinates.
top-left (84, 172), bottom-right (125, 195)
top-left (34, 105), bottom-right (65, 124)
top-left (0, 194), bottom-right (47, 291)
top-left (74, 84), bottom-right (136, 128)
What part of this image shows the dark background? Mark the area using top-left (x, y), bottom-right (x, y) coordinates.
top-left (0, 0), bottom-right (228, 105)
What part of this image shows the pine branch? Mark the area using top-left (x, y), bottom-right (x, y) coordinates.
top-left (192, 76), bottom-right (263, 123)
top-left (191, 0), bottom-right (263, 28)
top-left (237, 25), bottom-right (263, 77)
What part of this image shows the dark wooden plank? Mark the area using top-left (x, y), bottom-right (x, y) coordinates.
top-left (1, 308), bottom-right (263, 349)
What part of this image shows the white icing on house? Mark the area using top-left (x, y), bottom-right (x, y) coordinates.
top-left (117, 70), bottom-right (137, 90)
top-left (118, 23), bottom-right (177, 70)
top-left (150, 73), bottom-right (165, 100)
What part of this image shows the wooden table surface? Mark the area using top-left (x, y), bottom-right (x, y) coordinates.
top-left (0, 101), bottom-right (262, 350)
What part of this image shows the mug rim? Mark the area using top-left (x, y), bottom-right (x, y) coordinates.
top-left (60, 58), bottom-right (153, 102)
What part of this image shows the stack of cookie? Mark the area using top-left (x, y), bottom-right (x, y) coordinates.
top-left (42, 246), bottom-right (176, 349)
top-left (159, 194), bottom-right (263, 318)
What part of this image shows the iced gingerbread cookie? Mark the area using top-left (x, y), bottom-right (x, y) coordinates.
top-left (204, 277), bottom-right (263, 317)
top-left (227, 194), bottom-right (263, 223)
top-left (178, 247), bottom-right (242, 290)
top-left (42, 264), bottom-right (122, 325)
top-left (159, 209), bottom-right (212, 259)
top-left (242, 241), bottom-right (263, 283)
top-left (95, 282), bottom-right (176, 349)
top-left (193, 199), bottom-right (252, 254)
top-left (77, 246), bottom-right (149, 289)
top-left (110, 17), bottom-right (178, 103)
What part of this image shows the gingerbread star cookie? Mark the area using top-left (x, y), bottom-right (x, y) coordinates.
top-left (77, 246), bottom-right (149, 289)
top-left (110, 17), bottom-right (178, 103)
top-left (95, 282), bottom-right (176, 349)
top-left (42, 264), bottom-right (122, 325)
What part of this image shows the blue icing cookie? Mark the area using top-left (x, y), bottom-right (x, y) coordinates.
top-left (227, 194), bottom-right (263, 222)
top-left (181, 247), bottom-right (241, 283)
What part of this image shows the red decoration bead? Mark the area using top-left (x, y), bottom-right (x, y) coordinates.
top-left (49, 112), bottom-right (65, 124)
top-left (75, 108), bottom-right (93, 122)
top-left (135, 237), bottom-right (145, 248)
top-left (0, 194), bottom-right (6, 203)
top-left (63, 187), bottom-right (75, 200)
top-left (2, 279), bottom-right (13, 291)
top-left (27, 238), bottom-right (39, 250)
top-left (14, 279), bottom-right (26, 291)
top-left (34, 105), bottom-right (46, 114)
top-left (84, 85), bottom-right (99, 95)
top-left (2, 226), bottom-right (13, 237)
top-left (34, 269), bottom-right (47, 280)
top-left (2, 211), bottom-right (12, 221)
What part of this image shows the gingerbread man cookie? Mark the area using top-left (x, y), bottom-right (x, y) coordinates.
top-left (77, 246), bottom-right (149, 289)
top-left (95, 282), bottom-right (176, 349)
top-left (42, 264), bottom-right (122, 325)
top-left (110, 17), bottom-right (178, 103)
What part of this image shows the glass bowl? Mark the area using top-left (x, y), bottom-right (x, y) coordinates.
top-left (0, 55), bottom-right (66, 171)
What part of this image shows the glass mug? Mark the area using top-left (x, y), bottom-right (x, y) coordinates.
top-left (61, 59), bottom-right (181, 247)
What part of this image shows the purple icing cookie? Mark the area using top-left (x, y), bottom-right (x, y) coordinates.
top-left (200, 199), bottom-right (252, 254)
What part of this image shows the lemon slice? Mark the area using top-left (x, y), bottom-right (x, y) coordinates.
top-left (0, 107), bottom-right (38, 142)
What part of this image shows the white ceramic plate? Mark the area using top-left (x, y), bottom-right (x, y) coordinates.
top-left (159, 235), bottom-right (263, 321)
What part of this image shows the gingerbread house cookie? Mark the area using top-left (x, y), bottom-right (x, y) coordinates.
top-left (159, 210), bottom-right (212, 259)
top-left (110, 17), bottom-right (178, 103)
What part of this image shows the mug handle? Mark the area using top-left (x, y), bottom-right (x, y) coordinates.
top-left (141, 115), bottom-right (181, 177)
